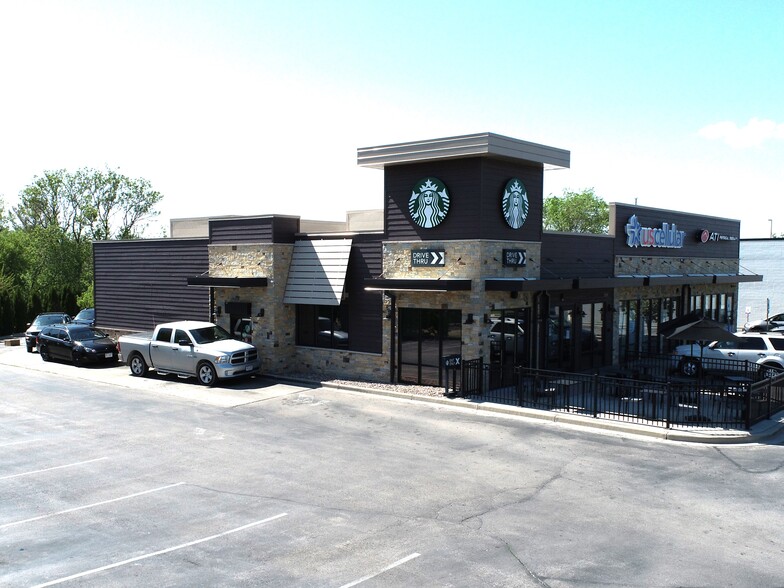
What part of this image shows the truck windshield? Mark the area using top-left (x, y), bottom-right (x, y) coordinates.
top-left (190, 325), bottom-right (233, 344)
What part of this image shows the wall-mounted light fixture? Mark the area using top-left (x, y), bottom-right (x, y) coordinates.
top-left (257, 308), bottom-right (265, 317)
top-left (215, 307), bottom-right (222, 317)
top-left (483, 314), bottom-right (491, 324)
top-left (464, 313), bottom-right (474, 325)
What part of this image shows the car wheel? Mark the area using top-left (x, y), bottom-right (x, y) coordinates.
top-left (129, 354), bottom-right (148, 377)
top-left (197, 362), bottom-right (217, 387)
top-left (680, 357), bottom-right (700, 377)
top-left (40, 345), bottom-right (51, 362)
top-left (759, 363), bottom-right (783, 379)
top-left (71, 351), bottom-right (84, 366)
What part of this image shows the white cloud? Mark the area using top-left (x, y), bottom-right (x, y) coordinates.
top-left (698, 118), bottom-right (784, 149)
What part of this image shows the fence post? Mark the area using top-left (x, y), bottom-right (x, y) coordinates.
top-left (592, 373), bottom-right (599, 417)
top-left (665, 381), bottom-right (672, 429)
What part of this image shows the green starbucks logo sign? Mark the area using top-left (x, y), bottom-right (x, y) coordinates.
top-left (502, 178), bottom-right (528, 229)
top-left (409, 177), bottom-right (450, 228)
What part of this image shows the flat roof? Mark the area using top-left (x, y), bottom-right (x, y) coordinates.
top-left (357, 132), bottom-right (570, 169)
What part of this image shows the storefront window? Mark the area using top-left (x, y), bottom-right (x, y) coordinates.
top-left (488, 308), bottom-right (529, 368)
top-left (296, 304), bottom-right (350, 349)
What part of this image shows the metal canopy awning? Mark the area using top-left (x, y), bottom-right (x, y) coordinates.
top-left (364, 278), bottom-right (472, 292)
top-left (713, 273), bottom-right (763, 284)
top-left (284, 239), bottom-right (352, 306)
top-left (485, 278), bottom-right (576, 292)
top-left (187, 276), bottom-right (268, 288)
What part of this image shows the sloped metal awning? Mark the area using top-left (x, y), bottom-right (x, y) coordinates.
top-left (187, 276), bottom-right (268, 288)
top-left (283, 239), bottom-right (352, 306)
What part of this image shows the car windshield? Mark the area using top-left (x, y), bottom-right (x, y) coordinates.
top-left (190, 325), bottom-right (232, 344)
top-left (34, 315), bottom-right (66, 327)
top-left (71, 328), bottom-right (109, 341)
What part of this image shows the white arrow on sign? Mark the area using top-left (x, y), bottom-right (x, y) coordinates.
top-left (430, 251), bottom-right (444, 265)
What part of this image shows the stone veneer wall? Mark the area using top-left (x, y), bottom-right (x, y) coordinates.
top-left (208, 242), bottom-right (392, 382)
top-left (209, 243), bottom-right (296, 376)
top-left (383, 240), bottom-right (540, 364)
top-left (615, 255), bottom-right (739, 276)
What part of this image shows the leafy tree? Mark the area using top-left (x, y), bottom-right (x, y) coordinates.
top-left (11, 167), bottom-right (162, 241)
top-left (543, 188), bottom-right (609, 234)
top-left (0, 169), bottom-right (163, 334)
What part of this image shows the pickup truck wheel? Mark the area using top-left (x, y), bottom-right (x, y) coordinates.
top-left (129, 353), bottom-right (148, 377)
top-left (197, 362), bottom-right (217, 387)
top-left (679, 357), bottom-right (700, 377)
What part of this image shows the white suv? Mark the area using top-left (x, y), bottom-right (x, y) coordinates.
top-left (673, 332), bottom-right (784, 378)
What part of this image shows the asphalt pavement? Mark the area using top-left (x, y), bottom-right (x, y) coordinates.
top-left (2, 337), bottom-right (783, 444)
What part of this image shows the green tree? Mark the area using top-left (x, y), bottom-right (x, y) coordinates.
top-left (11, 167), bottom-right (162, 241)
top-left (543, 188), bottom-right (609, 234)
top-left (0, 169), bottom-right (163, 332)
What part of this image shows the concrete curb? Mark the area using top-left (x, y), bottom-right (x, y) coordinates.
top-left (279, 376), bottom-right (784, 445)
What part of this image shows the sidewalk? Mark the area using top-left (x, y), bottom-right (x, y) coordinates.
top-left (3, 337), bottom-right (783, 443)
top-left (273, 375), bottom-right (784, 445)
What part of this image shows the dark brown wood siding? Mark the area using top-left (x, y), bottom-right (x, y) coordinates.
top-left (209, 216), bottom-right (299, 244)
top-left (541, 233), bottom-right (616, 278)
top-left (384, 157), bottom-right (543, 242)
top-left (346, 234), bottom-right (383, 354)
top-left (93, 239), bottom-right (210, 331)
top-left (613, 204), bottom-right (740, 259)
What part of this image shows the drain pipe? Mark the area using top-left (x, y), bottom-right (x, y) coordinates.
top-left (388, 292), bottom-right (397, 383)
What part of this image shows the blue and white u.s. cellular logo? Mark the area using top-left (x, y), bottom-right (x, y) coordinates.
top-left (409, 177), bottom-right (450, 228)
top-left (502, 178), bottom-right (528, 229)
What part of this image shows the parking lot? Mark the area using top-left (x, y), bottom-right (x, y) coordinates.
top-left (3, 341), bottom-right (784, 587)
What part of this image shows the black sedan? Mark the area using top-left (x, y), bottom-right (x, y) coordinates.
top-left (38, 324), bottom-right (119, 366)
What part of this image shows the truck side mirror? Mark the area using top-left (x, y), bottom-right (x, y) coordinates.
top-left (178, 338), bottom-right (191, 347)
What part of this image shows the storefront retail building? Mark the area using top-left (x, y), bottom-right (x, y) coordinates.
top-left (93, 132), bottom-right (762, 386)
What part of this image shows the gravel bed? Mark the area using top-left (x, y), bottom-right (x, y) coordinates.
top-left (276, 373), bottom-right (447, 398)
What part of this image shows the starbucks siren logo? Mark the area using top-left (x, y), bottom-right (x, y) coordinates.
top-left (409, 177), bottom-right (450, 228)
top-left (502, 178), bottom-right (528, 229)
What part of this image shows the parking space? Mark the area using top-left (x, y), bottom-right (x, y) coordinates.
top-left (1, 344), bottom-right (433, 587)
top-left (4, 339), bottom-right (784, 587)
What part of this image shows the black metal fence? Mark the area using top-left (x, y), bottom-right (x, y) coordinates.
top-left (451, 357), bottom-right (784, 430)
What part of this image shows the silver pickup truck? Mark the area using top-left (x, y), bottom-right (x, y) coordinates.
top-left (118, 321), bottom-right (260, 386)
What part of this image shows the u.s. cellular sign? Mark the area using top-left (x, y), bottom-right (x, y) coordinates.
top-left (625, 215), bottom-right (685, 249)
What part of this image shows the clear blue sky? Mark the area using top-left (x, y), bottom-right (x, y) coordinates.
top-left (2, 0), bottom-right (782, 238)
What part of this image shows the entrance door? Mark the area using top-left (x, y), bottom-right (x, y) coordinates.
top-left (398, 308), bottom-right (461, 386)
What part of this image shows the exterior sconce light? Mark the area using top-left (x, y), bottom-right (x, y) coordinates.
top-left (215, 307), bottom-right (222, 317)
top-left (483, 314), bottom-right (491, 324)
top-left (257, 308), bottom-right (264, 317)
top-left (464, 313), bottom-right (474, 325)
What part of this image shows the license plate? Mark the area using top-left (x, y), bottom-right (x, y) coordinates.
top-left (104, 353), bottom-right (114, 358)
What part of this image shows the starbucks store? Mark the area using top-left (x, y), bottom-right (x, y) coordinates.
top-left (93, 132), bottom-right (760, 387)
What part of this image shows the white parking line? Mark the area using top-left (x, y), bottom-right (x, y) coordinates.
top-left (0, 438), bottom-right (42, 448)
top-left (0, 482), bottom-right (185, 529)
top-left (338, 553), bottom-right (421, 588)
top-left (0, 457), bottom-right (108, 480)
top-left (31, 512), bottom-right (289, 588)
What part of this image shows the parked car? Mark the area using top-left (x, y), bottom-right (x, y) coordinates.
top-left (72, 308), bottom-right (96, 326)
top-left (24, 312), bottom-right (71, 353)
top-left (118, 321), bottom-right (260, 386)
top-left (672, 331), bottom-right (784, 378)
top-left (489, 318), bottom-right (525, 346)
top-left (743, 312), bottom-right (784, 332)
top-left (37, 324), bottom-right (118, 365)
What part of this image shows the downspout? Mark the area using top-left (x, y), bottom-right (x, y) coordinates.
top-left (388, 292), bottom-right (397, 383)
